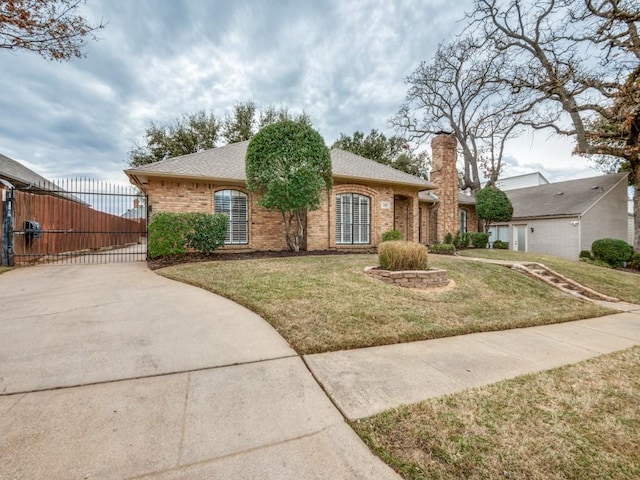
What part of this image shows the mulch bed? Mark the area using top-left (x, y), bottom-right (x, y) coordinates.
top-left (147, 249), bottom-right (376, 270)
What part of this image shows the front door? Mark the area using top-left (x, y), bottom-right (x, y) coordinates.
top-left (513, 225), bottom-right (526, 252)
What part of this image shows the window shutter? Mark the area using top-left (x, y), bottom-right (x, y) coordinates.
top-left (215, 190), bottom-right (248, 245)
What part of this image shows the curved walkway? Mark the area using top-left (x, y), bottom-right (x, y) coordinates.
top-left (0, 263), bottom-right (399, 479)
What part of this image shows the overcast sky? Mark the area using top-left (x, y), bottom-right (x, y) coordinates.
top-left (1, 0), bottom-right (600, 185)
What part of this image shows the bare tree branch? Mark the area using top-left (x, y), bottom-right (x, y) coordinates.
top-left (392, 36), bottom-right (527, 191)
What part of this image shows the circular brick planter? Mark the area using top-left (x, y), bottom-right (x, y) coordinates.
top-left (364, 266), bottom-right (449, 289)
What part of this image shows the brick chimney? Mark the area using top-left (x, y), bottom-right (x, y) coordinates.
top-left (430, 133), bottom-right (459, 243)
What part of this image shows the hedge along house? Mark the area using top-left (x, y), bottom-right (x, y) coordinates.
top-left (488, 172), bottom-right (629, 260)
top-left (124, 133), bottom-right (477, 251)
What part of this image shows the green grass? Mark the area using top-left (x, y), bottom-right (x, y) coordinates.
top-left (0, 266), bottom-right (12, 275)
top-left (159, 254), bottom-right (611, 354)
top-left (458, 249), bottom-right (640, 304)
top-left (353, 347), bottom-right (640, 480)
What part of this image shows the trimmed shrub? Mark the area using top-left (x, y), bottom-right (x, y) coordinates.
top-left (579, 250), bottom-right (593, 260)
top-left (591, 238), bottom-right (633, 268)
top-left (444, 232), bottom-right (454, 244)
top-left (148, 212), bottom-right (193, 257)
top-left (492, 240), bottom-right (508, 249)
top-left (429, 243), bottom-right (456, 255)
top-left (185, 213), bottom-right (228, 254)
top-left (381, 229), bottom-right (403, 242)
top-left (470, 232), bottom-right (489, 248)
top-left (378, 241), bottom-right (429, 271)
top-left (629, 252), bottom-right (640, 270)
top-left (453, 231), bottom-right (471, 249)
top-left (148, 212), bottom-right (228, 258)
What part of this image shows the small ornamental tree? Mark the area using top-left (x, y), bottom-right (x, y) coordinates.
top-left (246, 120), bottom-right (332, 251)
top-left (476, 186), bottom-right (513, 232)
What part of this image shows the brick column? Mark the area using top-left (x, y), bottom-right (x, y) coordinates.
top-left (430, 134), bottom-right (459, 243)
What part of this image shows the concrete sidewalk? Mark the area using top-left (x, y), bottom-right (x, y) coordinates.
top-left (0, 263), bottom-right (399, 479)
top-left (305, 307), bottom-right (640, 420)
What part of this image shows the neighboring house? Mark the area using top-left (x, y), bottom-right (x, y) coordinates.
top-left (495, 171), bottom-right (549, 191)
top-left (121, 199), bottom-right (147, 220)
top-left (487, 173), bottom-right (629, 260)
top-left (1, 152), bottom-right (56, 189)
top-left (125, 134), bottom-right (479, 251)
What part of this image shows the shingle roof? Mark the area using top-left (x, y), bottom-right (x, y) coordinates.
top-left (506, 172), bottom-right (628, 219)
top-left (329, 148), bottom-right (433, 188)
top-left (0, 153), bottom-right (53, 187)
top-left (125, 142), bottom-right (434, 189)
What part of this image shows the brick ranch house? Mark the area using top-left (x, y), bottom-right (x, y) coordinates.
top-left (125, 133), bottom-right (478, 251)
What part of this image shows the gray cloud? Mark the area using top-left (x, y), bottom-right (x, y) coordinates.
top-left (1, 0), bottom-right (592, 186)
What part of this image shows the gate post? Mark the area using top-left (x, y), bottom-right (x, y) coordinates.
top-left (2, 186), bottom-right (15, 266)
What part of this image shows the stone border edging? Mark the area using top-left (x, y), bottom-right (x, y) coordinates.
top-left (364, 266), bottom-right (449, 288)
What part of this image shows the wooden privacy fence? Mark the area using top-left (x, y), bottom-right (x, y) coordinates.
top-left (2, 179), bottom-right (147, 265)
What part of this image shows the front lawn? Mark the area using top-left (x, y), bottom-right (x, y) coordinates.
top-left (353, 346), bottom-right (640, 480)
top-left (458, 249), bottom-right (640, 304)
top-left (159, 254), bottom-right (611, 354)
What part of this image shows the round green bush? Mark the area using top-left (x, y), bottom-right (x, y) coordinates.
top-left (471, 232), bottom-right (489, 248)
top-left (381, 229), bottom-right (403, 242)
top-left (579, 250), bottom-right (593, 260)
top-left (492, 240), bottom-right (508, 249)
top-left (629, 252), bottom-right (640, 270)
top-left (591, 238), bottom-right (633, 268)
top-left (378, 241), bottom-right (429, 271)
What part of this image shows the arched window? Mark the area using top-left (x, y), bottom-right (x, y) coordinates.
top-left (460, 208), bottom-right (468, 233)
top-left (336, 193), bottom-right (370, 244)
top-left (214, 190), bottom-right (248, 244)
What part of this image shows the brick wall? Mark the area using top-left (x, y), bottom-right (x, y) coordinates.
top-left (430, 134), bottom-right (459, 243)
top-left (147, 178), bottom-right (422, 252)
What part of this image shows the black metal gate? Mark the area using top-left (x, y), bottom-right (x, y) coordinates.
top-left (1, 179), bottom-right (147, 265)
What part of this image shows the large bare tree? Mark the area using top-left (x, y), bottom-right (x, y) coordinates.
top-left (393, 37), bottom-right (527, 192)
top-left (469, 0), bottom-right (640, 249)
top-left (0, 0), bottom-right (104, 61)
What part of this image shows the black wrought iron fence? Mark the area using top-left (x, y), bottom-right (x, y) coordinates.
top-left (1, 179), bottom-right (147, 265)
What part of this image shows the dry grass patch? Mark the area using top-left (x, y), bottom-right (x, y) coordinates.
top-left (0, 266), bottom-right (13, 275)
top-left (159, 254), bottom-right (611, 354)
top-left (353, 347), bottom-right (640, 480)
top-left (459, 249), bottom-right (640, 304)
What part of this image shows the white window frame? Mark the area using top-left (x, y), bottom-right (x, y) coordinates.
top-left (336, 193), bottom-right (371, 245)
top-left (214, 189), bottom-right (249, 245)
top-left (460, 208), bottom-right (468, 233)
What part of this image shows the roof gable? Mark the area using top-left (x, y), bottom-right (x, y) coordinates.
top-left (125, 142), bottom-right (434, 189)
top-left (506, 172), bottom-right (628, 219)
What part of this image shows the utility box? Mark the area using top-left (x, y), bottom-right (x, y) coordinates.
top-left (24, 220), bottom-right (42, 241)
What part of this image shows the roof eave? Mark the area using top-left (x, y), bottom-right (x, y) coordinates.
top-left (511, 213), bottom-right (581, 221)
top-left (333, 173), bottom-right (435, 190)
top-left (124, 170), bottom-right (246, 187)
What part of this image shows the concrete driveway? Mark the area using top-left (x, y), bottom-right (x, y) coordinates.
top-left (0, 263), bottom-right (399, 479)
